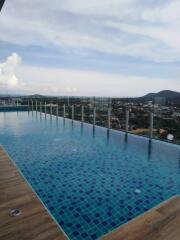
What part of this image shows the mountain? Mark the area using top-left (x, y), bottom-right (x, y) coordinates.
top-left (140, 90), bottom-right (180, 103)
top-left (141, 92), bottom-right (156, 100)
top-left (0, 90), bottom-right (179, 104)
top-left (24, 94), bottom-right (47, 99)
top-left (142, 90), bottom-right (180, 99)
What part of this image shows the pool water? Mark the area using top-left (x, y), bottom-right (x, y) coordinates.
top-left (0, 111), bottom-right (180, 240)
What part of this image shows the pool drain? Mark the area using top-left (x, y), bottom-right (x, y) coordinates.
top-left (9, 209), bottom-right (22, 217)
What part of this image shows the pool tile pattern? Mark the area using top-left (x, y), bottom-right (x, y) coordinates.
top-left (0, 112), bottom-right (180, 240)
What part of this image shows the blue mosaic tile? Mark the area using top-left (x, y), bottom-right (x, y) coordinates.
top-left (0, 111), bottom-right (180, 240)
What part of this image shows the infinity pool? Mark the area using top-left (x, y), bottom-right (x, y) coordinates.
top-left (0, 111), bottom-right (180, 240)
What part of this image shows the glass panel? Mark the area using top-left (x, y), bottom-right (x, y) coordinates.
top-left (111, 99), bottom-right (125, 131)
top-left (154, 114), bottom-right (180, 144)
top-left (74, 105), bottom-right (81, 121)
top-left (129, 108), bottom-right (150, 137)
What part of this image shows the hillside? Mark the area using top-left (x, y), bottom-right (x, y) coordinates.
top-left (140, 90), bottom-right (180, 103)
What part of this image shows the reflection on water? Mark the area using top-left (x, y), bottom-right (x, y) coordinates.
top-left (107, 129), bottom-right (110, 143)
top-left (123, 133), bottom-right (128, 151)
top-left (93, 125), bottom-right (95, 138)
top-left (148, 140), bottom-right (152, 160)
top-left (1, 110), bottom-right (179, 174)
top-left (81, 122), bottom-right (83, 136)
top-left (0, 112), bottom-right (26, 136)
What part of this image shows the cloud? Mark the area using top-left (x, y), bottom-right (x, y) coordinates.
top-left (0, 53), bottom-right (30, 94)
top-left (0, 53), bottom-right (179, 96)
top-left (60, 0), bottom-right (136, 18)
top-left (17, 64), bottom-right (180, 97)
top-left (0, 53), bottom-right (21, 88)
top-left (1, 0), bottom-right (180, 62)
top-left (0, 1), bottom-right (180, 96)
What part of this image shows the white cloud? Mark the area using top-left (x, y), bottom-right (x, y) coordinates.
top-left (0, 53), bottom-right (30, 94)
top-left (17, 64), bottom-right (180, 97)
top-left (0, 53), bottom-right (179, 96)
top-left (0, 2), bottom-right (179, 96)
top-left (8, 75), bottom-right (19, 87)
top-left (60, 0), bottom-right (136, 18)
top-left (1, 0), bottom-right (180, 62)
top-left (0, 53), bottom-right (21, 88)
top-left (141, 1), bottom-right (180, 25)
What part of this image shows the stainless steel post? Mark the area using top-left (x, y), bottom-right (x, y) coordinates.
top-left (45, 102), bottom-right (47, 116)
top-left (50, 103), bottom-right (52, 116)
top-left (93, 107), bottom-right (96, 126)
top-left (81, 105), bottom-right (84, 122)
top-left (125, 109), bottom-right (129, 133)
top-left (40, 102), bottom-right (42, 113)
top-left (108, 107), bottom-right (111, 129)
top-left (31, 100), bottom-right (33, 111)
top-left (56, 103), bottom-right (59, 117)
top-left (149, 112), bottom-right (154, 139)
top-left (36, 101), bottom-right (37, 112)
top-left (63, 104), bottom-right (66, 118)
top-left (72, 105), bottom-right (74, 121)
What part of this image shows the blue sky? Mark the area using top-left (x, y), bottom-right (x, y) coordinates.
top-left (0, 0), bottom-right (180, 96)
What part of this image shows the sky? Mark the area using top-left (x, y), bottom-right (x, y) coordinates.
top-left (0, 0), bottom-right (180, 97)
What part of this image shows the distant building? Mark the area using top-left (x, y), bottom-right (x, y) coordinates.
top-left (154, 97), bottom-right (166, 105)
top-left (147, 101), bottom-right (153, 107)
top-left (0, 100), bottom-right (6, 105)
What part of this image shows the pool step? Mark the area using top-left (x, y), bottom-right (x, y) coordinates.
top-left (101, 195), bottom-right (180, 240)
top-left (0, 146), bottom-right (67, 240)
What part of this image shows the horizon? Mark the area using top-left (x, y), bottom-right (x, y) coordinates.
top-left (0, 89), bottom-right (179, 99)
top-left (0, 1), bottom-right (180, 96)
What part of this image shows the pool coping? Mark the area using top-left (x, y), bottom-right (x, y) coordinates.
top-left (101, 195), bottom-right (180, 240)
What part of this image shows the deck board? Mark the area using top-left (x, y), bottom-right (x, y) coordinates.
top-left (101, 196), bottom-right (180, 240)
top-left (0, 146), bottom-right (67, 240)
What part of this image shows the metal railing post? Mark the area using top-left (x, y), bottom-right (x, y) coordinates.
top-left (31, 100), bottom-right (33, 111)
top-left (45, 102), bottom-right (47, 116)
top-left (93, 107), bottom-right (96, 126)
top-left (81, 105), bottom-right (84, 122)
top-left (50, 103), bottom-right (52, 116)
top-left (40, 102), bottom-right (42, 113)
top-left (108, 107), bottom-right (111, 129)
top-left (36, 101), bottom-right (37, 112)
top-left (71, 105), bottom-right (74, 121)
top-left (149, 112), bottom-right (154, 140)
top-left (125, 109), bottom-right (129, 133)
top-left (56, 103), bottom-right (59, 117)
top-left (63, 104), bottom-right (66, 118)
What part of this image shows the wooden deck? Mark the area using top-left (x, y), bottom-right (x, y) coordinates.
top-left (0, 146), bottom-right (67, 240)
top-left (101, 195), bottom-right (180, 240)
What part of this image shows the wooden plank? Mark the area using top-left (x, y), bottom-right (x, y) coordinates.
top-left (101, 196), bottom-right (180, 240)
top-left (0, 146), bottom-right (67, 240)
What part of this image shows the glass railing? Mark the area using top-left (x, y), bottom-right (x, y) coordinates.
top-left (129, 109), bottom-right (150, 137)
top-left (154, 115), bottom-right (180, 144)
top-left (2, 97), bottom-right (179, 145)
